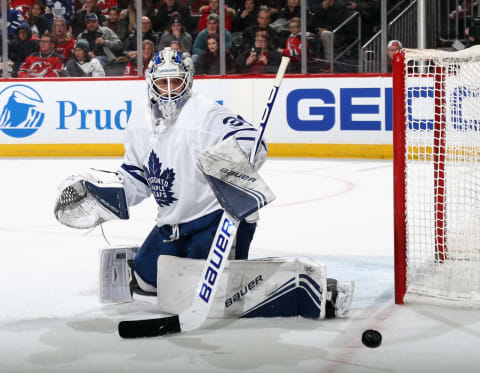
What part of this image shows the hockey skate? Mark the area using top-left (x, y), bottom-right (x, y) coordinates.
top-left (325, 278), bottom-right (355, 318)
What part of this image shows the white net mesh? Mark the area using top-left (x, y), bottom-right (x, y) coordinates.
top-left (403, 46), bottom-right (480, 305)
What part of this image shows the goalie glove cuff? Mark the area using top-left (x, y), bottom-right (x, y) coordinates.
top-left (54, 170), bottom-right (129, 229)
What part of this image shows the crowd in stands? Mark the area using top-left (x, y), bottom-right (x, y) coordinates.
top-left (1, 0), bottom-right (387, 77)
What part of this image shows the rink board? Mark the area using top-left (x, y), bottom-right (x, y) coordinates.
top-left (0, 74), bottom-right (393, 158)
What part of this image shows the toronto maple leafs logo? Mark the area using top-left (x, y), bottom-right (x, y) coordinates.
top-left (144, 151), bottom-right (178, 207)
top-left (51, 1), bottom-right (67, 18)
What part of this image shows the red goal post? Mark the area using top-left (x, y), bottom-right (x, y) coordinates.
top-left (393, 46), bottom-right (480, 306)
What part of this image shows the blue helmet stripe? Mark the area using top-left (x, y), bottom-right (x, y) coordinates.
top-left (174, 52), bottom-right (183, 64)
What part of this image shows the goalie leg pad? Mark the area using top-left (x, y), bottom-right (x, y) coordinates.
top-left (99, 246), bottom-right (139, 303)
top-left (156, 256), bottom-right (349, 320)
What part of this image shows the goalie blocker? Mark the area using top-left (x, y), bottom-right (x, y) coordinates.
top-left (196, 136), bottom-right (275, 222)
top-left (100, 246), bottom-right (354, 319)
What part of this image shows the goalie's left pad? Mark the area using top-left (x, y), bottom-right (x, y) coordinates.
top-left (99, 246), bottom-right (161, 303)
top-left (197, 137), bottom-right (275, 221)
top-left (157, 256), bottom-right (354, 319)
top-left (99, 246), bottom-right (139, 303)
top-left (54, 169), bottom-right (129, 229)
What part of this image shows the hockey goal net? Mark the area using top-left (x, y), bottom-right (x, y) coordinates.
top-left (394, 46), bottom-right (480, 306)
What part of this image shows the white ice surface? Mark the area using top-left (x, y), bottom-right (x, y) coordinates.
top-left (1, 157), bottom-right (480, 373)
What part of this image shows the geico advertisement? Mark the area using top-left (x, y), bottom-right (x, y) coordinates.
top-left (405, 76), bottom-right (479, 132)
top-left (0, 76), bottom-right (394, 145)
top-left (257, 76), bottom-right (394, 144)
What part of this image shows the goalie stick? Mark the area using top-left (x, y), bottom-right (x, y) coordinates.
top-left (118, 56), bottom-right (290, 338)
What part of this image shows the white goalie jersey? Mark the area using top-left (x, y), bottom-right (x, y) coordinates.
top-left (118, 92), bottom-right (268, 227)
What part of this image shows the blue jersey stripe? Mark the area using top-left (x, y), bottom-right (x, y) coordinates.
top-left (222, 128), bottom-right (257, 141)
top-left (121, 164), bottom-right (148, 186)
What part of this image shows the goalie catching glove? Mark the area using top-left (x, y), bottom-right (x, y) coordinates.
top-left (54, 169), bottom-right (129, 229)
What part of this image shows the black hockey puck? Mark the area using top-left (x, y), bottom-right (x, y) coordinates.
top-left (362, 329), bottom-right (382, 348)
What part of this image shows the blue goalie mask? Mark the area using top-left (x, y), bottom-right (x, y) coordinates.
top-left (146, 47), bottom-right (193, 122)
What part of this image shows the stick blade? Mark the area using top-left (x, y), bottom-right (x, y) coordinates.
top-left (118, 315), bottom-right (181, 338)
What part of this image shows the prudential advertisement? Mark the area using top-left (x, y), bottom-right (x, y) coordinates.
top-left (0, 80), bottom-right (145, 144)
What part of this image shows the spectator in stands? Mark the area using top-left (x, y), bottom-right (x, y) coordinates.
top-left (197, 34), bottom-right (234, 74)
top-left (104, 6), bottom-right (128, 41)
top-left (464, 17), bottom-right (480, 47)
top-left (197, 0), bottom-right (234, 33)
top-left (151, 0), bottom-right (192, 33)
top-left (192, 13), bottom-right (232, 63)
top-left (8, 22), bottom-right (39, 77)
top-left (96, 0), bottom-right (118, 15)
top-left (66, 38), bottom-right (105, 76)
top-left (123, 38), bottom-right (154, 76)
top-left (51, 17), bottom-right (76, 62)
top-left (226, 0), bottom-right (243, 12)
top-left (169, 40), bottom-right (193, 65)
top-left (1, 0), bottom-right (25, 39)
top-left (281, 17), bottom-right (309, 73)
top-left (119, 0), bottom-right (155, 36)
top-left (240, 7), bottom-right (281, 52)
top-left (308, 0), bottom-right (352, 63)
top-left (276, 0), bottom-right (300, 21)
top-left (346, 1), bottom-right (379, 41)
top-left (234, 30), bottom-right (281, 73)
top-left (41, 0), bottom-right (75, 23)
top-left (386, 39), bottom-right (402, 72)
top-left (449, 0), bottom-right (478, 22)
top-left (10, 0), bottom-right (32, 19)
top-left (169, 39), bottom-right (184, 51)
top-left (232, 0), bottom-right (258, 33)
top-left (270, 0), bottom-right (304, 43)
top-left (70, 0), bottom-right (106, 37)
top-left (257, 0), bottom-right (282, 20)
top-left (77, 12), bottom-right (122, 66)
top-left (117, 0), bottom-right (129, 9)
top-left (18, 33), bottom-right (64, 76)
top-left (123, 16), bottom-right (160, 57)
top-left (190, 0), bottom-right (208, 13)
top-left (26, 1), bottom-right (52, 37)
top-left (158, 13), bottom-right (192, 52)
top-left (306, 0), bottom-right (322, 13)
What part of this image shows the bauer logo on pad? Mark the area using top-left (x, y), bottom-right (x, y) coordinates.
top-left (0, 84), bottom-right (45, 138)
